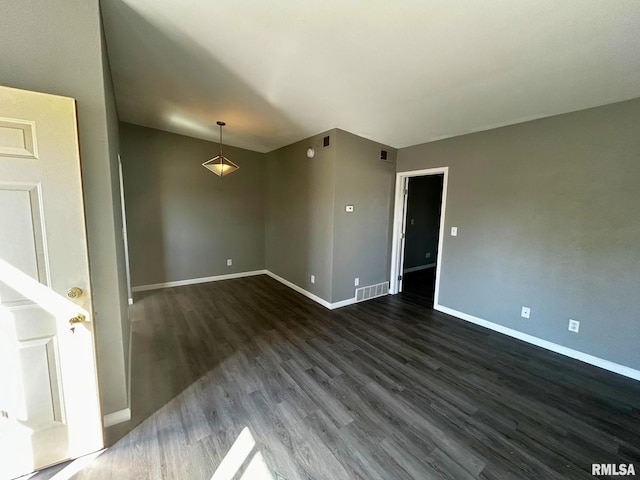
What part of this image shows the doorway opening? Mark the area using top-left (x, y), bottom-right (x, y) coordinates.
top-left (390, 167), bottom-right (448, 306)
top-left (402, 174), bottom-right (444, 302)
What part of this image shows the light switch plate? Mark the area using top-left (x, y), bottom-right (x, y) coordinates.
top-left (451, 227), bottom-right (458, 236)
top-left (310, 274), bottom-right (315, 284)
top-left (345, 205), bottom-right (354, 213)
top-left (568, 319), bottom-right (580, 333)
top-left (354, 277), bottom-right (359, 287)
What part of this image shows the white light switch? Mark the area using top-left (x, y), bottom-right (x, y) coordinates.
top-left (310, 275), bottom-right (315, 284)
top-left (345, 205), bottom-right (354, 213)
top-left (354, 277), bottom-right (359, 287)
top-left (451, 227), bottom-right (458, 236)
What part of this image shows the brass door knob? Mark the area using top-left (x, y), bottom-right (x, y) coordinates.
top-left (66, 287), bottom-right (83, 299)
top-left (68, 313), bottom-right (86, 325)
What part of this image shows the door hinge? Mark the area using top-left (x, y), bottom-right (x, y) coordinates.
top-left (404, 189), bottom-right (408, 195)
top-left (1, 410), bottom-right (9, 419)
top-left (397, 275), bottom-right (403, 281)
top-left (401, 232), bottom-right (405, 239)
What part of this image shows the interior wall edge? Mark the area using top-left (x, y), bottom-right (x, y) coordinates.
top-left (131, 268), bottom-right (358, 310)
top-left (265, 271), bottom-right (359, 310)
top-left (434, 303), bottom-right (640, 382)
top-left (103, 408), bottom-right (131, 428)
top-left (131, 270), bottom-right (267, 292)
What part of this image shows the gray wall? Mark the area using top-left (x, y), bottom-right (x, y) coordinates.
top-left (265, 131), bottom-right (336, 302)
top-left (397, 98), bottom-right (640, 370)
top-left (120, 123), bottom-right (266, 287)
top-left (100, 19), bottom-right (130, 400)
top-left (404, 175), bottom-right (443, 270)
top-left (1, 0), bottom-right (129, 416)
top-left (332, 130), bottom-right (396, 302)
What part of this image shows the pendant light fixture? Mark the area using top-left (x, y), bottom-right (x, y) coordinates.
top-left (202, 121), bottom-right (239, 176)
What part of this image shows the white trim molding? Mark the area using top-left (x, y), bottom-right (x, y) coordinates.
top-left (403, 263), bottom-right (436, 273)
top-left (132, 269), bottom-right (361, 310)
top-left (103, 408), bottom-right (131, 428)
top-left (330, 297), bottom-right (357, 309)
top-left (127, 319), bottom-right (133, 411)
top-left (132, 270), bottom-right (267, 292)
top-left (435, 303), bottom-right (640, 381)
top-left (265, 271), bottom-right (355, 310)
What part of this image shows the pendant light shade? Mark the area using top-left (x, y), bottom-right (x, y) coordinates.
top-left (202, 121), bottom-right (239, 176)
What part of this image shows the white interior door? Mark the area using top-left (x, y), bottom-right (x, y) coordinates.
top-left (0, 86), bottom-right (103, 479)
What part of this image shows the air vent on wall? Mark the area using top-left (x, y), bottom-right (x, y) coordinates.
top-left (323, 135), bottom-right (330, 147)
top-left (380, 149), bottom-right (394, 163)
top-left (355, 281), bottom-right (389, 303)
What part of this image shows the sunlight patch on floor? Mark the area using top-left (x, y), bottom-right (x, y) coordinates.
top-left (48, 450), bottom-right (106, 480)
top-left (240, 451), bottom-right (273, 479)
top-left (210, 427), bottom-right (275, 480)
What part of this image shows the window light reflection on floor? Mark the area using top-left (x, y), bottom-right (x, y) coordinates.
top-left (210, 426), bottom-right (275, 480)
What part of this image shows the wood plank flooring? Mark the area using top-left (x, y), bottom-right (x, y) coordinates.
top-left (38, 275), bottom-right (640, 479)
top-left (402, 267), bottom-right (436, 303)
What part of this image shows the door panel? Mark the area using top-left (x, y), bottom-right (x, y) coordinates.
top-left (0, 118), bottom-right (38, 158)
top-left (0, 186), bottom-right (47, 301)
top-left (0, 86), bottom-right (102, 479)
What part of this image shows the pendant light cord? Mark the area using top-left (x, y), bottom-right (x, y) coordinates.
top-left (219, 123), bottom-right (224, 157)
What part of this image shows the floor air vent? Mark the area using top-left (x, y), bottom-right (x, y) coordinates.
top-left (355, 281), bottom-right (389, 303)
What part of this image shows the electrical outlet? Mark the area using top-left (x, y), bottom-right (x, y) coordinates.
top-left (310, 275), bottom-right (315, 284)
top-left (226, 259), bottom-right (232, 266)
top-left (568, 319), bottom-right (580, 333)
top-left (345, 205), bottom-right (354, 213)
top-left (521, 306), bottom-right (530, 319)
top-left (354, 277), bottom-right (359, 287)
top-left (451, 226), bottom-right (458, 236)
top-left (410, 218), bottom-right (415, 225)
top-left (425, 252), bottom-right (431, 259)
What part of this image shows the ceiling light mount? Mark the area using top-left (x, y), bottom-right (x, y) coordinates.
top-left (202, 121), bottom-right (239, 176)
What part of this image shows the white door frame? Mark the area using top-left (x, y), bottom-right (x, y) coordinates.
top-left (118, 155), bottom-right (133, 305)
top-left (389, 167), bottom-right (449, 304)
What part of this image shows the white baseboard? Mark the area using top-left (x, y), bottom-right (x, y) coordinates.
top-left (404, 263), bottom-right (436, 273)
top-left (127, 319), bottom-right (132, 411)
top-left (330, 297), bottom-right (357, 309)
top-left (265, 271), bottom-right (355, 310)
top-left (434, 304), bottom-right (640, 381)
top-left (103, 408), bottom-right (131, 427)
top-left (132, 270), bottom-right (267, 292)
top-left (132, 269), bottom-right (357, 310)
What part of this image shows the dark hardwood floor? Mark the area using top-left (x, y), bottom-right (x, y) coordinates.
top-left (402, 267), bottom-right (437, 303)
top-left (36, 274), bottom-right (640, 479)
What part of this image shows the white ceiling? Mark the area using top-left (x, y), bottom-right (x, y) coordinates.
top-left (101, 0), bottom-right (640, 153)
